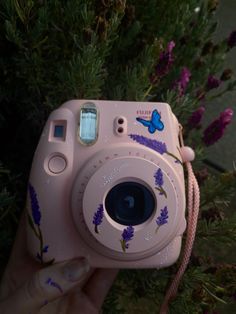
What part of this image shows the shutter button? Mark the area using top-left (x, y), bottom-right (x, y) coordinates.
top-left (48, 156), bottom-right (67, 174)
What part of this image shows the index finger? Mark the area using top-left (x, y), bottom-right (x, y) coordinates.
top-left (2, 210), bottom-right (40, 294)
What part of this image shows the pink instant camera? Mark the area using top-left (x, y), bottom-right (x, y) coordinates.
top-left (26, 100), bottom-right (187, 268)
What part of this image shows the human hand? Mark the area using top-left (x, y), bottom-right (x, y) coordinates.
top-left (0, 211), bottom-right (119, 314)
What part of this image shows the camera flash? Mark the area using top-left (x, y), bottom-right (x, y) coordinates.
top-left (78, 103), bottom-right (99, 145)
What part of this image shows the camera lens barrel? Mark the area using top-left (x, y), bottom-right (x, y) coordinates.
top-left (105, 182), bottom-right (155, 226)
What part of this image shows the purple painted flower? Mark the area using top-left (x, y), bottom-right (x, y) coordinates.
top-left (43, 245), bottom-right (49, 253)
top-left (120, 225), bottom-right (134, 252)
top-left (227, 30), bottom-right (236, 48)
top-left (45, 277), bottom-right (63, 294)
top-left (129, 134), bottom-right (183, 164)
top-left (36, 247), bottom-right (49, 261)
top-left (93, 204), bottom-right (104, 233)
top-left (129, 134), bottom-right (167, 154)
top-left (154, 168), bottom-right (164, 186)
top-left (156, 206), bottom-right (169, 228)
top-left (154, 168), bottom-right (167, 198)
top-left (173, 67), bottom-right (191, 96)
top-left (203, 108), bottom-right (233, 146)
top-left (188, 106), bottom-right (206, 129)
top-left (122, 225), bottom-right (134, 241)
top-left (28, 183), bottom-right (41, 226)
top-left (206, 75), bottom-right (221, 90)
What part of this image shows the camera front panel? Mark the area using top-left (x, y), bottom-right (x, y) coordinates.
top-left (27, 100), bottom-right (186, 267)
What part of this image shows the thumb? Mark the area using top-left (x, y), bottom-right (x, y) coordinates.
top-left (0, 258), bottom-right (90, 314)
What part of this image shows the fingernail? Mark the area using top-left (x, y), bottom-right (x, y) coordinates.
top-left (62, 259), bottom-right (90, 282)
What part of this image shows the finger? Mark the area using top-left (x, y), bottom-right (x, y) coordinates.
top-left (1, 210), bottom-right (40, 301)
top-left (82, 268), bottom-right (119, 310)
top-left (0, 258), bottom-right (90, 314)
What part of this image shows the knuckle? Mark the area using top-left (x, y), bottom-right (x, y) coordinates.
top-left (26, 271), bottom-right (47, 301)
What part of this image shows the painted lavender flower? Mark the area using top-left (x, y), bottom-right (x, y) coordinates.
top-left (120, 225), bottom-right (134, 252)
top-left (154, 168), bottom-right (167, 198)
top-left (45, 277), bottom-right (63, 294)
top-left (129, 134), bottom-right (167, 154)
top-left (203, 108), bottom-right (233, 146)
top-left (28, 183), bottom-right (52, 265)
top-left (188, 106), bottom-right (206, 129)
top-left (129, 134), bottom-right (182, 164)
top-left (206, 75), bottom-right (221, 90)
top-left (156, 206), bottom-right (169, 233)
top-left (173, 67), bottom-right (191, 96)
top-left (36, 245), bottom-right (49, 261)
top-left (29, 183), bottom-right (41, 226)
top-left (93, 204), bottom-right (104, 233)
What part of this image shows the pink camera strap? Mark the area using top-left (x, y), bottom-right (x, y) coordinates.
top-left (160, 128), bottom-right (200, 313)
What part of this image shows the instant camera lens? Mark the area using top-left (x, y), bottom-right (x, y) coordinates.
top-left (105, 182), bottom-right (155, 226)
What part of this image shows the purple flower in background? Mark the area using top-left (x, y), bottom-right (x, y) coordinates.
top-left (227, 30), bottom-right (236, 48)
top-left (28, 183), bottom-right (41, 226)
top-left (129, 134), bottom-right (167, 154)
top-left (156, 206), bottom-right (169, 232)
top-left (155, 41), bottom-right (175, 77)
top-left (120, 226), bottom-right (134, 252)
top-left (188, 106), bottom-right (206, 129)
top-left (203, 108), bottom-right (233, 146)
top-left (93, 204), bottom-right (104, 233)
top-left (173, 67), bottom-right (191, 96)
top-left (154, 168), bottom-right (167, 198)
top-left (206, 75), bottom-right (221, 90)
top-left (221, 68), bottom-right (233, 81)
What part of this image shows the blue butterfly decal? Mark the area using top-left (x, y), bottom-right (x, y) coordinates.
top-left (136, 110), bottom-right (164, 134)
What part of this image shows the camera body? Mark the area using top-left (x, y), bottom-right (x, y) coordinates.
top-left (27, 100), bottom-right (186, 268)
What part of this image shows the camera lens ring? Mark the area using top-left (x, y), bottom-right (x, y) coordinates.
top-left (71, 146), bottom-right (185, 259)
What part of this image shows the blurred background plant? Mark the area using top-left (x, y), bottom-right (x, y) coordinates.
top-left (0, 0), bottom-right (236, 313)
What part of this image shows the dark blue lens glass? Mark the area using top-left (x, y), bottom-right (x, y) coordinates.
top-left (105, 182), bottom-right (155, 226)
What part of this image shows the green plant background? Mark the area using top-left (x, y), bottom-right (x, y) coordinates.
top-left (0, 1), bottom-right (236, 313)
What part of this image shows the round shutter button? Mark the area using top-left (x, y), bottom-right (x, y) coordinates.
top-left (48, 156), bottom-right (67, 174)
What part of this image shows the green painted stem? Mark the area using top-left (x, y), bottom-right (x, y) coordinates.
top-left (166, 151), bottom-right (183, 165)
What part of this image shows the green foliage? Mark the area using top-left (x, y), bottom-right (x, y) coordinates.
top-left (0, 163), bottom-right (20, 277)
top-left (1, 0), bottom-right (236, 313)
